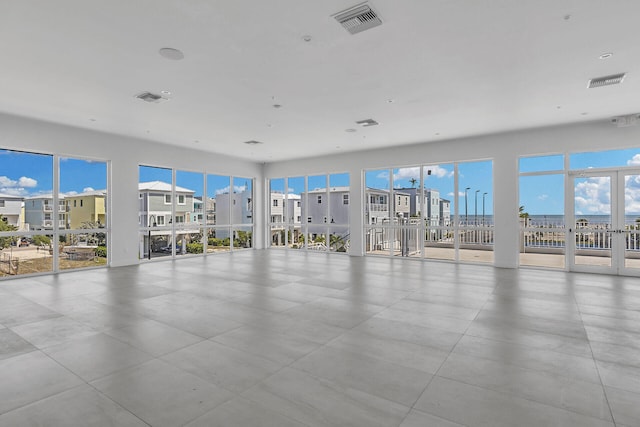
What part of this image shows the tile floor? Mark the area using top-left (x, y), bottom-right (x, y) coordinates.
top-left (0, 250), bottom-right (639, 426)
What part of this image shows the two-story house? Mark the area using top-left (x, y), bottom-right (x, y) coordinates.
top-left (138, 181), bottom-right (195, 227)
top-left (0, 194), bottom-right (24, 229)
top-left (65, 190), bottom-right (106, 228)
top-left (24, 194), bottom-right (67, 231)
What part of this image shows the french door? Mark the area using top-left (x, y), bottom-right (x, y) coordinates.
top-left (568, 169), bottom-right (640, 276)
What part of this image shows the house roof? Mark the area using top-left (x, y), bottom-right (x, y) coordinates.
top-left (0, 193), bottom-right (24, 200)
top-left (65, 190), bottom-right (107, 198)
top-left (138, 181), bottom-right (194, 194)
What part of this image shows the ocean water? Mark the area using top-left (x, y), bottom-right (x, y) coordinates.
top-left (463, 215), bottom-right (640, 226)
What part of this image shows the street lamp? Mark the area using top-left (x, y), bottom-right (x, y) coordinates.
top-left (475, 190), bottom-right (480, 225)
top-left (464, 187), bottom-right (470, 225)
top-left (148, 214), bottom-right (157, 260)
top-left (482, 192), bottom-right (488, 225)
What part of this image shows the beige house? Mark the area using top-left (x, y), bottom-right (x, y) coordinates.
top-left (65, 190), bottom-right (106, 229)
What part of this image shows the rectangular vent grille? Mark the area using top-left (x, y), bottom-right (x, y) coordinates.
top-left (356, 119), bottom-right (379, 127)
top-left (333, 3), bottom-right (382, 35)
top-left (588, 73), bottom-right (626, 88)
top-left (135, 92), bottom-right (167, 103)
top-left (243, 140), bottom-right (263, 145)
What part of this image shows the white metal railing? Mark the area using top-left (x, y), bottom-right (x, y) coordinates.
top-left (521, 224), bottom-right (640, 252)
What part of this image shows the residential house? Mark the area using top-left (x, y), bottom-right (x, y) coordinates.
top-left (24, 194), bottom-right (67, 231)
top-left (65, 190), bottom-right (106, 229)
top-left (0, 194), bottom-right (24, 229)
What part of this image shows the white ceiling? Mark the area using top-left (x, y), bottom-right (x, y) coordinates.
top-left (1, 1), bottom-right (639, 162)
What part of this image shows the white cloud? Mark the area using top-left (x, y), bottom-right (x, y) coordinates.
top-left (393, 167), bottom-right (420, 181)
top-left (215, 185), bottom-right (248, 195)
top-left (574, 176), bottom-right (611, 215)
top-left (83, 187), bottom-right (95, 192)
top-left (18, 176), bottom-right (37, 187)
top-left (537, 194), bottom-right (548, 201)
top-left (390, 165), bottom-right (453, 183)
top-left (424, 165), bottom-right (454, 179)
top-left (0, 176), bottom-right (17, 187)
top-left (0, 187), bottom-right (30, 196)
top-left (627, 154), bottom-right (640, 166)
top-left (0, 175), bottom-right (38, 194)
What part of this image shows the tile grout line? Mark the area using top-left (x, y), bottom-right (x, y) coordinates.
top-left (570, 274), bottom-right (619, 427)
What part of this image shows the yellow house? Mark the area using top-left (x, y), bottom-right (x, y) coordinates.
top-left (65, 190), bottom-right (106, 229)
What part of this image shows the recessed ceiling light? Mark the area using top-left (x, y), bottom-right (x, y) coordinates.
top-left (386, 99), bottom-right (395, 103)
top-left (356, 119), bottom-right (379, 127)
top-left (273, 104), bottom-right (282, 109)
top-left (563, 14), bottom-right (571, 20)
top-left (89, 118), bottom-right (96, 122)
top-left (158, 47), bottom-right (184, 60)
top-left (599, 52), bottom-right (613, 60)
top-left (581, 112), bottom-right (588, 116)
top-left (345, 128), bottom-right (357, 133)
top-left (302, 35), bottom-right (312, 42)
top-left (160, 90), bottom-right (171, 95)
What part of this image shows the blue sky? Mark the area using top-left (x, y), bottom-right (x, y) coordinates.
top-left (4, 148), bottom-right (640, 214)
top-left (139, 165), bottom-right (252, 198)
top-left (519, 148), bottom-right (640, 216)
top-left (0, 150), bottom-right (107, 196)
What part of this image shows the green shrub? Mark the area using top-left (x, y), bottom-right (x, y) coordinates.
top-left (32, 235), bottom-right (51, 246)
top-left (187, 243), bottom-right (203, 254)
top-left (95, 246), bottom-right (107, 258)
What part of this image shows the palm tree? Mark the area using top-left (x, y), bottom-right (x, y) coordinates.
top-left (518, 205), bottom-right (529, 219)
top-left (409, 178), bottom-right (417, 188)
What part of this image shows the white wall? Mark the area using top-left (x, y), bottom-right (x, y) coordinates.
top-left (265, 120), bottom-right (640, 268)
top-left (5, 110), bottom-right (640, 270)
top-left (0, 112), bottom-right (264, 267)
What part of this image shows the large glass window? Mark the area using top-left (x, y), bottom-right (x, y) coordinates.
top-left (269, 178), bottom-right (286, 248)
top-left (328, 173), bottom-right (350, 252)
top-left (1, 149), bottom-right (109, 278)
top-left (423, 164), bottom-right (455, 261)
top-left (140, 168), bottom-right (253, 259)
top-left (364, 161), bottom-right (492, 263)
top-left (458, 161), bottom-right (494, 264)
top-left (365, 169), bottom-right (393, 256)
top-left (59, 157), bottom-right (108, 270)
top-left (206, 174), bottom-right (231, 253)
top-left (288, 176), bottom-right (305, 249)
top-left (570, 148), bottom-right (640, 170)
top-left (139, 166), bottom-right (173, 260)
top-left (519, 168), bottom-right (565, 269)
top-left (269, 173), bottom-right (349, 253)
top-left (232, 177), bottom-right (253, 249)
top-left (175, 170), bottom-right (203, 256)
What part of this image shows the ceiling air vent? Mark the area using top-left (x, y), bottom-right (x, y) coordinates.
top-left (135, 92), bottom-right (168, 103)
top-left (333, 3), bottom-right (382, 35)
top-left (356, 119), bottom-right (379, 127)
top-left (243, 140), bottom-right (264, 145)
top-left (588, 73), bottom-right (626, 88)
